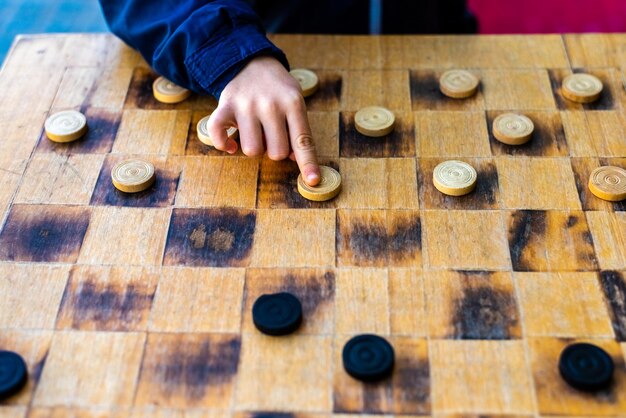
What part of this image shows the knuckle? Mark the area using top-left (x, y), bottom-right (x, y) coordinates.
top-left (258, 98), bottom-right (279, 114)
top-left (285, 91), bottom-right (305, 108)
top-left (286, 75), bottom-right (301, 88)
top-left (268, 149), bottom-right (289, 161)
top-left (217, 100), bottom-right (236, 116)
top-left (206, 115), bottom-right (225, 131)
top-left (217, 103), bottom-right (234, 117)
top-left (235, 97), bottom-right (254, 112)
top-left (218, 89), bottom-right (234, 103)
top-left (207, 110), bottom-right (222, 125)
top-left (242, 145), bottom-right (264, 157)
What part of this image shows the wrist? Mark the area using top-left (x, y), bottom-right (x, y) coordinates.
top-left (186, 25), bottom-right (289, 98)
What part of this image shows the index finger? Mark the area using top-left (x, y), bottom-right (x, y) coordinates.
top-left (286, 99), bottom-right (320, 186)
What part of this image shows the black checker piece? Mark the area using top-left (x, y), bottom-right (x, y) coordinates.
top-left (0, 351), bottom-right (28, 400)
top-left (342, 334), bottom-right (395, 382)
top-left (252, 292), bottom-right (303, 336)
top-left (559, 343), bottom-right (614, 392)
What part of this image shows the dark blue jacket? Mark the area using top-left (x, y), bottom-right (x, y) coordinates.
top-left (99, 0), bottom-right (289, 98)
top-left (99, 0), bottom-right (473, 98)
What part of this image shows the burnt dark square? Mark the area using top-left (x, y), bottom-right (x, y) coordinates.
top-left (244, 268), bottom-right (335, 334)
top-left (163, 208), bottom-right (256, 267)
top-left (0, 204), bottom-right (90, 263)
top-left (336, 210), bottom-right (421, 267)
top-left (487, 111), bottom-right (569, 157)
top-left (409, 69), bottom-right (484, 111)
top-left (339, 111), bottom-right (415, 158)
top-left (124, 67), bottom-right (216, 110)
top-left (333, 337), bottom-right (431, 415)
top-left (124, 67), bottom-right (181, 110)
top-left (508, 210), bottom-right (546, 272)
top-left (570, 157), bottom-right (625, 212)
top-left (36, 107), bottom-right (120, 154)
top-left (136, 333), bottom-right (241, 406)
top-left (507, 210), bottom-right (598, 272)
top-left (304, 70), bottom-right (342, 111)
top-left (548, 68), bottom-right (616, 111)
top-left (418, 158), bottom-right (501, 210)
top-left (599, 158), bottom-right (626, 212)
top-left (451, 272), bottom-right (520, 340)
top-left (256, 158), bottom-right (339, 209)
top-left (90, 156), bottom-right (180, 208)
top-left (599, 270), bottom-right (626, 341)
top-left (56, 266), bottom-right (157, 331)
top-left (185, 111), bottom-right (239, 156)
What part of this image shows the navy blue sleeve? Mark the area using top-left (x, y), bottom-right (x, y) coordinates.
top-left (99, 0), bottom-right (289, 98)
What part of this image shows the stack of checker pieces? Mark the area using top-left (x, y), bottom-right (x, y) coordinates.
top-left (0, 33), bottom-right (625, 417)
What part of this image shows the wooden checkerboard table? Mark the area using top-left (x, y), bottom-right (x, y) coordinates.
top-left (0, 33), bottom-right (625, 416)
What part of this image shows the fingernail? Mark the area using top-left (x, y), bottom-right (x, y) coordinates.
top-left (306, 172), bottom-right (320, 185)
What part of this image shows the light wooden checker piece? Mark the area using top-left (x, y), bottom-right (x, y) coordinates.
top-left (290, 68), bottom-right (319, 98)
top-left (433, 160), bottom-right (478, 196)
top-left (111, 159), bottom-right (156, 193)
top-left (588, 166), bottom-right (626, 202)
top-left (439, 69), bottom-right (480, 99)
top-left (492, 113), bottom-right (534, 145)
top-left (562, 73), bottom-right (603, 103)
top-left (44, 110), bottom-right (88, 143)
top-left (297, 166), bottom-right (342, 201)
top-left (153, 76), bottom-right (192, 104)
top-left (196, 115), bottom-right (239, 147)
top-left (354, 106), bottom-right (395, 137)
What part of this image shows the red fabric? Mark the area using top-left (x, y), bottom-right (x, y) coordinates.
top-left (468, 0), bottom-right (626, 33)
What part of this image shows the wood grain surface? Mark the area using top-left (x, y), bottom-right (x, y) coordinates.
top-left (0, 33), bottom-right (625, 417)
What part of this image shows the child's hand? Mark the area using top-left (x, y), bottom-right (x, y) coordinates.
top-left (207, 56), bottom-right (321, 186)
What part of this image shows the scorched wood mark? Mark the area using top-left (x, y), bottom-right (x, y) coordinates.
top-left (156, 339), bottom-right (240, 397)
top-left (31, 351), bottom-right (48, 383)
top-left (337, 212), bottom-right (421, 267)
top-left (124, 67), bottom-right (178, 110)
top-left (600, 270), bottom-right (626, 341)
top-left (409, 71), bottom-right (446, 108)
top-left (333, 354), bottom-right (430, 414)
top-left (0, 205), bottom-right (90, 263)
top-left (508, 210), bottom-right (546, 272)
top-left (58, 277), bottom-right (154, 331)
top-left (419, 159), bottom-right (500, 210)
top-left (487, 111), bottom-right (569, 157)
top-left (37, 108), bottom-right (120, 154)
top-left (184, 111), bottom-right (229, 157)
top-left (574, 69), bottom-right (615, 111)
top-left (137, 333), bottom-right (242, 405)
top-left (339, 111), bottom-right (415, 158)
top-left (549, 69), bottom-right (615, 111)
top-left (305, 71), bottom-right (342, 111)
top-left (275, 272), bottom-right (335, 318)
top-left (409, 70), bottom-right (483, 111)
top-left (90, 157), bottom-right (179, 208)
top-left (256, 159), bottom-right (339, 209)
top-left (164, 208), bottom-right (256, 267)
top-left (452, 282), bottom-right (519, 340)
